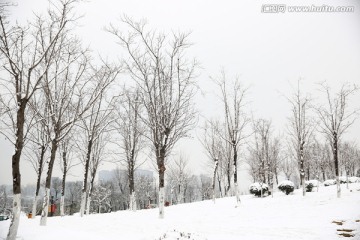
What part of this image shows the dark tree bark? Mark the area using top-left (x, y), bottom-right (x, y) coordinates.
top-left (12, 101), bottom-right (27, 195)
top-left (212, 159), bottom-right (219, 203)
top-left (80, 138), bottom-right (93, 216)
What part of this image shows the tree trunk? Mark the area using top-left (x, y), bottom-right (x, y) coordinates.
top-left (212, 160), bottom-right (218, 203)
top-left (226, 161), bottom-right (231, 196)
top-left (31, 195), bottom-right (38, 219)
top-left (177, 184), bottom-right (182, 204)
top-left (40, 188), bottom-right (50, 226)
top-left (129, 163), bottom-right (136, 211)
top-left (40, 138), bottom-right (58, 226)
top-left (306, 167), bottom-right (310, 181)
top-left (183, 186), bottom-right (187, 203)
top-left (32, 145), bottom-right (46, 219)
top-left (80, 192), bottom-right (86, 217)
top-left (300, 142), bottom-right (306, 196)
top-left (261, 161), bottom-right (266, 184)
top-left (333, 133), bottom-right (341, 198)
top-left (86, 195), bottom-right (91, 215)
top-left (81, 139), bottom-right (93, 217)
top-left (322, 169), bottom-right (326, 182)
top-left (6, 194), bottom-right (21, 240)
top-left (316, 176), bottom-right (320, 192)
top-left (60, 196), bottom-right (65, 217)
top-left (86, 167), bottom-right (97, 215)
top-left (217, 176), bottom-right (222, 198)
top-left (157, 147), bottom-right (166, 219)
top-left (60, 150), bottom-right (67, 217)
top-left (129, 191), bottom-right (136, 211)
top-left (274, 168), bottom-right (279, 185)
top-left (301, 174), bottom-right (305, 196)
top-left (7, 101), bottom-right (26, 240)
top-left (233, 144), bottom-right (241, 205)
top-left (272, 173), bottom-right (275, 198)
top-left (158, 187), bottom-right (165, 219)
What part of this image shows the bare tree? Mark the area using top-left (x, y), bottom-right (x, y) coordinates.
top-left (58, 134), bottom-right (79, 216)
top-left (286, 81), bottom-right (313, 196)
top-left (216, 132), bottom-right (233, 197)
top-left (199, 120), bottom-right (223, 202)
top-left (86, 132), bottom-right (111, 215)
top-left (212, 70), bottom-right (249, 205)
top-left (168, 154), bottom-right (192, 204)
top-left (316, 82), bottom-right (358, 198)
top-left (107, 16), bottom-right (197, 218)
top-left (253, 119), bottom-right (271, 182)
top-left (0, 1), bottom-right (78, 238)
top-left (249, 118), bottom-right (272, 197)
top-left (113, 88), bottom-right (144, 211)
top-left (78, 82), bottom-right (118, 217)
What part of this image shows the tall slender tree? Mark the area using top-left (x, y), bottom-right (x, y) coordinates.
top-left (23, 117), bottom-right (49, 219)
top-left (286, 81), bottom-right (313, 196)
top-left (113, 88), bottom-right (144, 211)
top-left (86, 132), bottom-right (110, 214)
top-left (250, 118), bottom-right (272, 197)
top-left (107, 16), bottom-right (197, 218)
top-left (78, 82), bottom-right (118, 217)
top-left (213, 70), bottom-right (249, 205)
top-left (58, 134), bottom-right (79, 216)
top-left (199, 120), bottom-right (223, 202)
top-left (316, 82), bottom-right (358, 198)
top-left (168, 154), bottom-right (191, 204)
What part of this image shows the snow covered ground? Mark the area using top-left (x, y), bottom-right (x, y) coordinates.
top-left (1, 183), bottom-right (360, 240)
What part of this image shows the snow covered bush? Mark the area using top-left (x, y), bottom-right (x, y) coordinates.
top-left (348, 176), bottom-right (360, 183)
top-left (305, 183), bottom-right (313, 192)
top-left (323, 179), bottom-right (336, 186)
top-left (339, 176), bottom-right (347, 184)
top-left (277, 180), bottom-right (294, 195)
top-left (304, 180), bottom-right (319, 192)
top-left (249, 183), bottom-right (269, 197)
top-left (307, 180), bottom-right (319, 187)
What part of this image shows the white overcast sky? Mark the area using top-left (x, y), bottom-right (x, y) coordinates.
top-left (1, 0), bottom-right (359, 190)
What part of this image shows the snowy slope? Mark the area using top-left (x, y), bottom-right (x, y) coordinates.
top-left (1, 183), bottom-right (360, 240)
